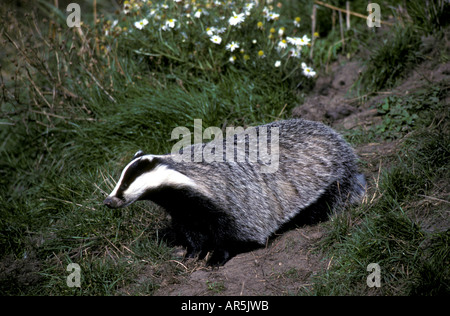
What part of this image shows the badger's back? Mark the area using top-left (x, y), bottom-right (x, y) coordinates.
top-left (165, 119), bottom-right (365, 245)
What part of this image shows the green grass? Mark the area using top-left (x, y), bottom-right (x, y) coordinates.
top-left (0, 0), bottom-right (300, 295)
top-left (358, 25), bottom-right (422, 92)
top-left (405, 0), bottom-right (450, 35)
top-left (310, 116), bottom-right (449, 295)
top-left (0, 72), bottom-right (299, 294)
top-left (344, 81), bottom-right (449, 144)
top-left (1, 0), bottom-right (449, 295)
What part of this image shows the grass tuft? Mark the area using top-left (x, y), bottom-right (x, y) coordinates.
top-left (359, 26), bottom-right (422, 92)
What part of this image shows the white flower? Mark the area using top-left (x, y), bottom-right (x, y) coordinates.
top-left (194, 9), bottom-right (208, 18)
top-left (244, 3), bottom-right (254, 15)
top-left (210, 35), bottom-right (222, 45)
top-left (174, 0), bottom-right (182, 2)
top-left (228, 11), bottom-right (245, 26)
top-left (206, 26), bottom-right (226, 36)
top-left (123, 1), bottom-right (131, 14)
top-left (229, 55), bottom-right (237, 63)
top-left (206, 27), bottom-right (217, 36)
top-left (274, 60), bottom-right (281, 67)
top-left (286, 36), bottom-right (301, 46)
top-left (298, 35), bottom-right (311, 46)
top-left (165, 18), bottom-right (177, 29)
top-left (277, 39), bottom-right (288, 51)
top-left (287, 35), bottom-right (310, 48)
top-left (226, 41), bottom-right (240, 52)
top-left (266, 11), bottom-right (280, 21)
top-left (134, 18), bottom-right (149, 30)
top-left (245, 3), bottom-right (254, 11)
top-left (289, 47), bottom-right (302, 58)
top-left (302, 62), bottom-right (316, 78)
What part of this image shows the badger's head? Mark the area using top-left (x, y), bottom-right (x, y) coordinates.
top-left (103, 150), bottom-right (196, 209)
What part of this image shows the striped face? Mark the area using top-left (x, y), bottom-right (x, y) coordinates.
top-left (103, 151), bottom-right (197, 209)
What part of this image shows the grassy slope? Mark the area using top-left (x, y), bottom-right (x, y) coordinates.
top-left (314, 121), bottom-right (449, 295)
top-left (0, 0), bottom-right (449, 295)
top-left (309, 22), bottom-right (450, 294)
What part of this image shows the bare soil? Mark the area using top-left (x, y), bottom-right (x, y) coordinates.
top-left (155, 226), bottom-right (325, 296)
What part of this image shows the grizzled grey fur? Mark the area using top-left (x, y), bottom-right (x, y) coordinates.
top-left (104, 119), bottom-right (366, 266)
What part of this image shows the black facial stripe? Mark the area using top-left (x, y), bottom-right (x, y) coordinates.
top-left (116, 157), bottom-right (161, 199)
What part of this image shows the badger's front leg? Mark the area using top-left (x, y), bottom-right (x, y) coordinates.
top-left (184, 230), bottom-right (209, 260)
top-left (174, 222), bottom-right (210, 260)
top-left (206, 247), bottom-right (232, 267)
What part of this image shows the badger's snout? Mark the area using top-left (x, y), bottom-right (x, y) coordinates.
top-left (103, 196), bottom-right (123, 209)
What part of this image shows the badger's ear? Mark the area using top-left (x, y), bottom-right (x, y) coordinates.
top-left (133, 150), bottom-right (145, 159)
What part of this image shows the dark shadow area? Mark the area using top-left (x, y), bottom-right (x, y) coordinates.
top-left (156, 185), bottom-right (338, 266)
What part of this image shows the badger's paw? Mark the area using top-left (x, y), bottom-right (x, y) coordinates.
top-left (206, 248), bottom-right (231, 267)
top-left (184, 247), bottom-right (208, 261)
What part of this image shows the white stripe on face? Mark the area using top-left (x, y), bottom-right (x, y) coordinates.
top-left (108, 155), bottom-right (197, 206)
top-left (122, 164), bottom-right (197, 203)
top-left (109, 156), bottom-right (148, 198)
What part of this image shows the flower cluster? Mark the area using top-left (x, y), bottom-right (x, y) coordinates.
top-left (102, 0), bottom-right (317, 79)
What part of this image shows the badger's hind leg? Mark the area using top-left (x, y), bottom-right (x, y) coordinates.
top-left (280, 180), bottom-right (348, 229)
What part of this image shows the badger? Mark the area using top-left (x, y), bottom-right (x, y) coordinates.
top-left (103, 119), bottom-right (366, 266)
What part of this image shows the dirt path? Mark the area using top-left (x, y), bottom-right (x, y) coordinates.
top-left (155, 226), bottom-right (325, 296)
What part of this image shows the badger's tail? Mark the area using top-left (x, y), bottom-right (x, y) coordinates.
top-left (350, 173), bottom-right (367, 204)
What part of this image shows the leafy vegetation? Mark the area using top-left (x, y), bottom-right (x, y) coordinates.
top-left (372, 83), bottom-right (446, 140)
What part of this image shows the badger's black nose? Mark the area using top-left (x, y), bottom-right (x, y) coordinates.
top-left (103, 196), bottom-right (121, 209)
